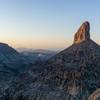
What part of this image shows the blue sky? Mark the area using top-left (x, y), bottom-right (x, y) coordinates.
top-left (0, 0), bottom-right (100, 50)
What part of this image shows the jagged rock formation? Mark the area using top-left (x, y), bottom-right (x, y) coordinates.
top-left (2, 22), bottom-right (100, 100)
top-left (74, 21), bottom-right (90, 44)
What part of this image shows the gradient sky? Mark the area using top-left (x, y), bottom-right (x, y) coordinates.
top-left (0, 0), bottom-right (100, 50)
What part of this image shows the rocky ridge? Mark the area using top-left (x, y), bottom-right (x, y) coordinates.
top-left (1, 21), bottom-right (100, 100)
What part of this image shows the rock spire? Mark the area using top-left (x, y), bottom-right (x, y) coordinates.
top-left (74, 21), bottom-right (90, 44)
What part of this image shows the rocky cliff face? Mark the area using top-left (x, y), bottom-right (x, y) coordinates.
top-left (2, 22), bottom-right (100, 100)
top-left (74, 21), bottom-right (90, 44)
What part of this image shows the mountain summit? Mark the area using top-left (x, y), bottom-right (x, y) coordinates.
top-left (4, 21), bottom-right (100, 100)
top-left (74, 21), bottom-right (90, 44)
top-left (35, 21), bottom-right (100, 100)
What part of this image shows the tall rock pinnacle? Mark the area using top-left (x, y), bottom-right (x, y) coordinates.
top-left (74, 21), bottom-right (90, 44)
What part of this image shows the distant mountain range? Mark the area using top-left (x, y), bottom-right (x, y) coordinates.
top-left (16, 48), bottom-right (57, 64)
top-left (17, 48), bottom-right (58, 54)
top-left (0, 43), bottom-right (56, 74)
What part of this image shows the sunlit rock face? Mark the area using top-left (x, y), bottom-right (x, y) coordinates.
top-left (74, 21), bottom-right (90, 44)
top-left (88, 89), bottom-right (100, 100)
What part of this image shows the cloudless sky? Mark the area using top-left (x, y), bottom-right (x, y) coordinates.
top-left (0, 0), bottom-right (100, 50)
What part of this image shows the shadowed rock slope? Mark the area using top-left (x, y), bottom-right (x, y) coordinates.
top-left (0, 43), bottom-right (32, 100)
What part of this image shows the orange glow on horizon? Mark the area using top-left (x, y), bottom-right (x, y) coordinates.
top-left (0, 38), bottom-right (72, 50)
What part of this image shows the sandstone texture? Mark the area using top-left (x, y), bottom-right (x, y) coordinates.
top-left (74, 21), bottom-right (90, 44)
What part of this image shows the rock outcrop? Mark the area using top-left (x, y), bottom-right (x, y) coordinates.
top-left (88, 89), bottom-right (100, 100)
top-left (74, 21), bottom-right (90, 44)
